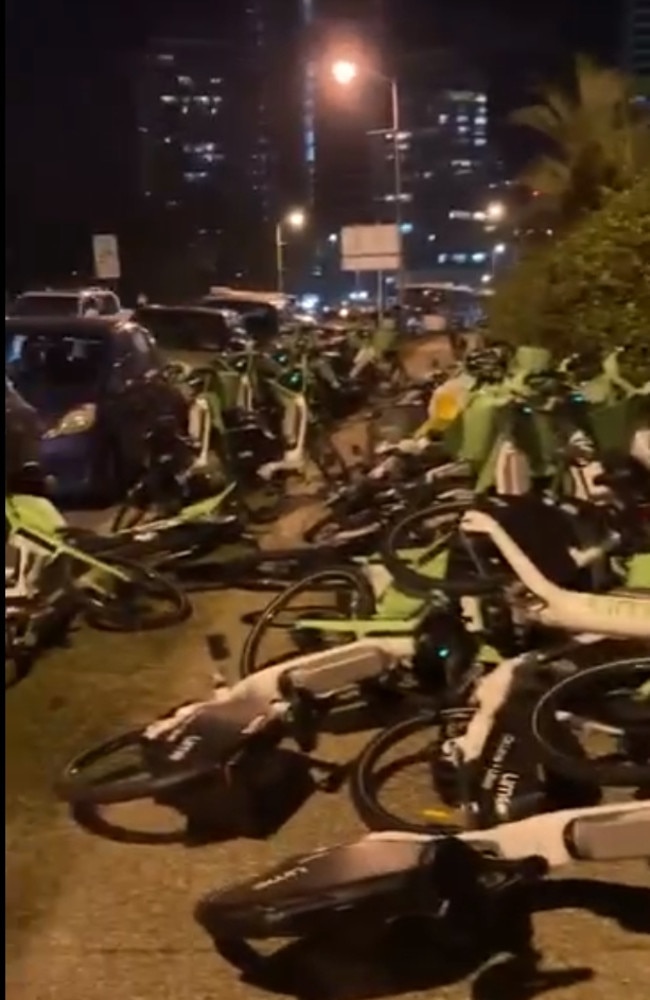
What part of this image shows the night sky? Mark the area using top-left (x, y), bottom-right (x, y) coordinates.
top-left (5, 0), bottom-right (624, 275)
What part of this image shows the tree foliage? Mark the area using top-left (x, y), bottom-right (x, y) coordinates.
top-left (510, 55), bottom-right (650, 228)
top-left (488, 174), bottom-right (650, 375)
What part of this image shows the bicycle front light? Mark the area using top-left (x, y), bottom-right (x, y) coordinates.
top-left (44, 403), bottom-right (97, 438)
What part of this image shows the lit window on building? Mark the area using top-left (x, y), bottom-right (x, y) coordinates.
top-left (422, 170), bottom-right (433, 179)
top-left (438, 114), bottom-right (449, 124)
top-left (449, 210), bottom-right (472, 220)
top-left (475, 94), bottom-right (487, 103)
top-left (472, 252), bottom-right (487, 262)
top-left (452, 253), bottom-right (467, 263)
top-left (209, 77), bottom-right (222, 85)
top-left (177, 75), bottom-right (193, 86)
top-left (163, 136), bottom-right (172, 144)
top-left (456, 115), bottom-right (469, 123)
top-left (437, 253), bottom-right (448, 263)
top-left (157, 54), bottom-right (174, 64)
top-left (427, 233), bottom-right (437, 242)
top-left (194, 95), bottom-right (211, 105)
top-left (400, 222), bottom-right (413, 234)
top-left (474, 137), bottom-right (487, 146)
top-left (449, 90), bottom-right (477, 101)
top-left (457, 125), bottom-right (469, 133)
top-left (184, 171), bottom-right (209, 182)
top-left (160, 95), bottom-right (177, 105)
top-left (474, 115), bottom-right (487, 125)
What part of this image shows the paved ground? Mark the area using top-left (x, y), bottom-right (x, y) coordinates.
top-left (6, 338), bottom-right (650, 1000)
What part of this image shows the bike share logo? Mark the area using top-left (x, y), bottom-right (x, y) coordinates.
top-left (253, 865), bottom-right (310, 891)
top-left (481, 732), bottom-right (519, 817)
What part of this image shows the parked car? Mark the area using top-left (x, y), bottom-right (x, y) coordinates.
top-left (7, 287), bottom-right (130, 321)
top-left (196, 294), bottom-right (282, 343)
top-left (5, 316), bottom-right (188, 501)
top-left (133, 304), bottom-right (246, 367)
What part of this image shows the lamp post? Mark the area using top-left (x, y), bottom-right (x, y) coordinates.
top-left (275, 209), bottom-right (306, 294)
top-left (331, 59), bottom-right (404, 307)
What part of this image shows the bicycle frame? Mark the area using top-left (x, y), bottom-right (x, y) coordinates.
top-left (6, 495), bottom-right (134, 597)
top-left (461, 508), bottom-right (650, 638)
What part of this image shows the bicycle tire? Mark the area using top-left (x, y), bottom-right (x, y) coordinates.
top-left (83, 558), bottom-right (191, 631)
top-left (239, 565), bottom-right (376, 677)
top-left (380, 499), bottom-right (470, 597)
top-left (349, 708), bottom-right (475, 834)
top-left (532, 656), bottom-right (650, 788)
top-left (56, 729), bottom-right (219, 805)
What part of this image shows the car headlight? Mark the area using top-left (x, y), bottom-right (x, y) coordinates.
top-left (44, 403), bottom-right (97, 438)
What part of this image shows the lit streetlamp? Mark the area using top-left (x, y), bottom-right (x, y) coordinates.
top-left (275, 209), bottom-right (306, 294)
top-left (486, 201), bottom-right (506, 222)
top-left (491, 241), bottom-right (507, 276)
top-left (331, 58), bottom-right (404, 304)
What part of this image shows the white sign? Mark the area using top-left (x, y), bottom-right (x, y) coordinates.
top-left (92, 233), bottom-right (121, 280)
top-left (341, 224), bottom-right (400, 272)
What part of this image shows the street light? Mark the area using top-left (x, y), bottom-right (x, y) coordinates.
top-left (331, 60), bottom-right (358, 86)
top-left (491, 242), bottom-right (507, 277)
top-left (486, 201), bottom-right (506, 222)
top-left (331, 58), bottom-right (404, 305)
top-left (275, 209), bottom-right (306, 293)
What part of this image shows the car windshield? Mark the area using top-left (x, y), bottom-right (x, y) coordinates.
top-left (6, 330), bottom-right (108, 392)
top-left (10, 295), bottom-right (80, 318)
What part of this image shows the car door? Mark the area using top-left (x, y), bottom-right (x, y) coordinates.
top-left (103, 327), bottom-right (160, 470)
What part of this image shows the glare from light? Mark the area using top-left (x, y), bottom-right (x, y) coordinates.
top-left (486, 201), bottom-right (506, 221)
top-left (285, 209), bottom-right (306, 229)
top-left (481, 274), bottom-right (492, 284)
top-left (328, 232), bottom-right (338, 243)
top-left (332, 60), bottom-right (358, 86)
top-left (400, 222), bottom-right (413, 234)
top-left (339, 306), bottom-right (350, 317)
top-left (493, 242), bottom-right (507, 255)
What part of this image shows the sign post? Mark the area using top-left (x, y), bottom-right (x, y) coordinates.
top-left (92, 234), bottom-right (121, 282)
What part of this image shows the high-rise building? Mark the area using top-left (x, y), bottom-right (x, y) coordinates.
top-left (135, 4), bottom-right (306, 290)
top-left (623, 0), bottom-right (650, 78)
top-left (367, 54), bottom-right (499, 282)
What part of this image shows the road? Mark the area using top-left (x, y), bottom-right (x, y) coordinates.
top-left (6, 338), bottom-right (650, 1000)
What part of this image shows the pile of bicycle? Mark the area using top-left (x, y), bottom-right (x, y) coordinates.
top-left (6, 332), bottom-right (650, 988)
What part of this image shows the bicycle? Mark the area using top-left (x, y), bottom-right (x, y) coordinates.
top-left (350, 640), bottom-right (650, 833)
top-left (194, 797), bottom-right (649, 970)
top-left (5, 491), bottom-right (191, 676)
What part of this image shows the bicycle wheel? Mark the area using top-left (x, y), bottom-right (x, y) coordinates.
top-left (56, 729), bottom-right (217, 805)
top-left (381, 500), bottom-right (469, 597)
top-left (239, 565), bottom-right (375, 677)
top-left (532, 656), bottom-right (650, 788)
top-left (349, 707), bottom-right (475, 834)
top-left (83, 558), bottom-right (191, 631)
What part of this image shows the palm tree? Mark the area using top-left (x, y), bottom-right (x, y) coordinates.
top-left (510, 55), bottom-right (650, 229)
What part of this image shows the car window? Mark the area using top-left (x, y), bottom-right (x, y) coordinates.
top-left (135, 310), bottom-right (226, 353)
top-left (82, 296), bottom-right (100, 316)
top-left (99, 293), bottom-right (119, 316)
